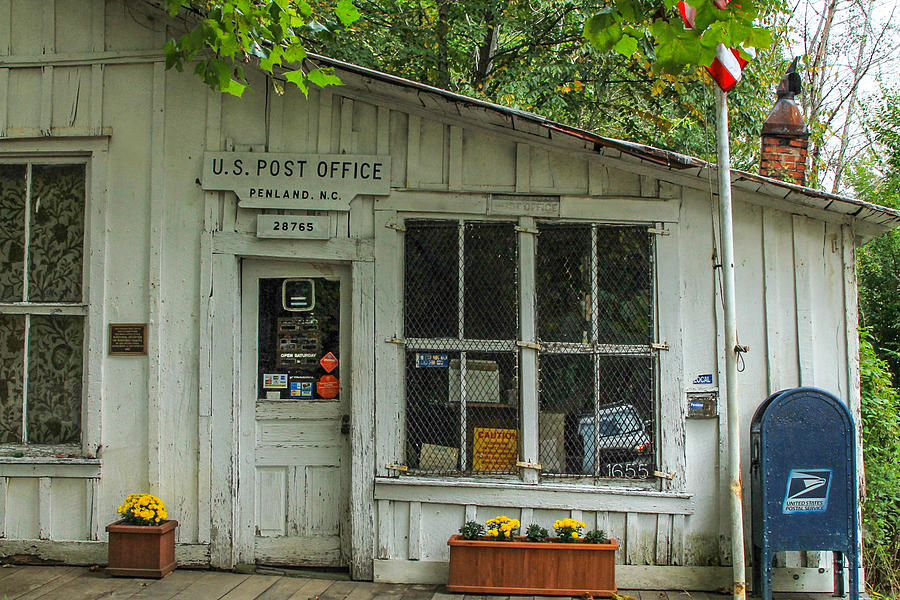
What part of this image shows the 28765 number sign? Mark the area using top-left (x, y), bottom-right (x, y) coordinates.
top-left (273, 220), bottom-right (315, 232)
top-left (256, 215), bottom-right (331, 240)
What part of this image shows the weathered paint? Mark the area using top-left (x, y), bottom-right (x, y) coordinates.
top-left (0, 0), bottom-right (883, 592)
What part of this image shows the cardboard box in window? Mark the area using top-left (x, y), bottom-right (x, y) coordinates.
top-left (539, 412), bottom-right (566, 473)
top-left (449, 359), bottom-right (500, 404)
top-left (472, 427), bottom-right (518, 472)
top-left (419, 443), bottom-right (459, 471)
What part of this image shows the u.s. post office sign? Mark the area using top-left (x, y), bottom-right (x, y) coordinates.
top-left (202, 152), bottom-right (391, 211)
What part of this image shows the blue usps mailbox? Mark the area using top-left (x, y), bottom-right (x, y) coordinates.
top-left (750, 387), bottom-right (859, 600)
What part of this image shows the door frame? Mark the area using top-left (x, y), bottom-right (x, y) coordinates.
top-left (204, 240), bottom-right (375, 580)
top-left (239, 259), bottom-right (352, 567)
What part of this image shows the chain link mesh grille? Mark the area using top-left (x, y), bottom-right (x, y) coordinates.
top-left (537, 223), bottom-right (655, 479)
top-left (404, 220), bottom-right (520, 475)
top-left (403, 219), bottom-right (655, 480)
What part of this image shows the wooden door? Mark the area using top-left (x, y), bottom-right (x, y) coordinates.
top-left (240, 260), bottom-right (351, 567)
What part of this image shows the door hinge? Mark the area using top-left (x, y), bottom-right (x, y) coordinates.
top-left (514, 225), bottom-right (539, 235)
top-left (516, 340), bottom-right (541, 350)
top-left (385, 222), bottom-right (407, 232)
top-left (386, 337), bottom-right (405, 344)
top-left (386, 463), bottom-right (409, 473)
top-left (648, 227), bottom-right (670, 236)
top-left (650, 342), bottom-right (669, 351)
top-left (653, 470), bottom-right (675, 480)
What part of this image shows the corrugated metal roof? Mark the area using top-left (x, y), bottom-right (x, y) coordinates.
top-left (305, 53), bottom-right (900, 233)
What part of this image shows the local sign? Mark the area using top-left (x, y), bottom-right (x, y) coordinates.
top-left (202, 152), bottom-right (391, 211)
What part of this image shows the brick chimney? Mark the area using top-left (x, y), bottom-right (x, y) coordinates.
top-left (760, 62), bottom-right (808, 185)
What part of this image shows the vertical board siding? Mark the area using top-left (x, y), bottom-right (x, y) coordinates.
top-left (198, 88), bottom-right (223, 546)
top-left (50, 67), bottom-right (90, 131)
top-left (762, 207), bottom-right (800, 393)
top-left (38, 477), bottom-right (51, 540)
top-left (377, 499), bottom-right (394, 559)
top-left (104, 0), bottom-right (164, 52)
top-left (373, 210), bottom-right (404, 475)
top-left (5, 478), bottom-right (39, 539)
top-left (102, 63), bottom-right (155, 536)
top-left (408, 501), bottom-right (422, 560)
top-left (0, 0), bottom-right (10, 56)
top-left (350, 260), bottom-right (376, 579)
top-left (375, 501), bottom-right (693, 565)
top-left (54, 0), bottom-right (95, 53)
top-left (657, 222), bottom-right (686, 493)
top-left (793, 215), bottom-right (815, 386)
top-left (7, 69), bottom-right (41, 131)
top-left (50, 478), bottom-right (90, 541)
top-left (160, 67), bottom-right (209, 544)
top-left (462, 128), bottom-right (515, 189)
top-left (9, 0), bottom-right (42, 55)
top-left (405, 114), bottom-right (420, 188)
top-left (0, 68), bottom-right (8, 135)
top-left (0, 477), bottom-right (7, 538)
top-left (417, 118), bottom-right (443, 186)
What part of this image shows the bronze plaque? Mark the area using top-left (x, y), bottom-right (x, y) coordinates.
top-left (109, 323), bottom-right (148, 355)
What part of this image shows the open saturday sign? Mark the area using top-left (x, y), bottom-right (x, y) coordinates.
top-left (202, 152), bottom-right (391, 211)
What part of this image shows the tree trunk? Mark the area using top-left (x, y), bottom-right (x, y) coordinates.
top-left (472, 10), bottom-right (499, 89)
top-left (436, 1), bottom-right (451, 89)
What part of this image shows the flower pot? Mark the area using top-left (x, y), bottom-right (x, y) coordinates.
top-left (106, 519), bottom-right (178, 578)
top-left (447, 534), bottom-right (618, 596)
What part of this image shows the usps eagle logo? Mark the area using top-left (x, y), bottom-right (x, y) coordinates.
top-left (782, 469), bottom-right (832, 514)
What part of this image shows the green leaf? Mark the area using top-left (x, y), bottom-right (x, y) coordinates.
top-left (259, 45), bottom-right (283, 71)
top-left (584, 12), bottom-right (622, 51)
top-left (335, 0), bottom-right (361, 26)
top-left (284, 68), bottom-right (310, 97)
top-left (583, 10), bottom-right (615, 45)
top-left (613, 35), bottom-right (639, 57)
top-left (615, 0), bottom-right (639, 22)
top-left (307, 67), bottom-right (343, 88)
top-left (224, 79), bottom-right (247, 97)
top-left (746, 27), bottom-right (773, 49)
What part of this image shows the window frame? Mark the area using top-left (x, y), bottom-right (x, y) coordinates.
top-left (0, 142), bottom-right (107, 459)
top-left (402, 218), bottom-right (522, 477)
top-left (397, 211), bottom-right (663, 489)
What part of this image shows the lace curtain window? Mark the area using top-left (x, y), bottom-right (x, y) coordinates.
top-left (0, 163), bottom-right (86, 445)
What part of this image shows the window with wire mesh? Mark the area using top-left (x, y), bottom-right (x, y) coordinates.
top-left (404, 220), bottom-right (520, 475)
top-left (536, 223), bottom-right (655, 479)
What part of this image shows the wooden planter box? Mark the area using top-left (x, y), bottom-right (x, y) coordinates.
top-left (447, 534), bottom-right (618, 596)
top-left (106, 519), bottom-right (178, 578)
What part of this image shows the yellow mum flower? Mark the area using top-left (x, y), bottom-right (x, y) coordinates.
top-left (572, 532), bottom-right (579, 539)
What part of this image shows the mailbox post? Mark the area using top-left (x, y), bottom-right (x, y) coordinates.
top-left (750, 387), bottom-right (859, 600)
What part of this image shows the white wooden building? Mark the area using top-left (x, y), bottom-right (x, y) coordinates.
top-left (0, 0), bottom-right (898, 591)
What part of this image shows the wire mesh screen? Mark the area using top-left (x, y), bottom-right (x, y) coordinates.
top-left (404, 220), bottom-right (520, 475)
top-left (536, 223), bottom-right (655, 479)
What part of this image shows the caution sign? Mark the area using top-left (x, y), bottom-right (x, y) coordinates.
top-left (782, 468), bottom-right (832, 514)
top-left (472, 428), bottom-right (518, 472)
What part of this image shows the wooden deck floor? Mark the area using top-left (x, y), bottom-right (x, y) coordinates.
top-left (0, 565), bottom-right (849, 600)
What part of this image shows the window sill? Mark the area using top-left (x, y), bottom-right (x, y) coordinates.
top-left (374, 476), bottom-right (693, 515)
top-left (0, 455), bottom-right (101, 478)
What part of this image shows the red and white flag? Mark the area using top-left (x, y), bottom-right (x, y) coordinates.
top-left (677, 0), bottom-right (749, 92)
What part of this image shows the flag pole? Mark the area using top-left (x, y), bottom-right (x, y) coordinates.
top-left (714, 85), bottom-right (747, 600)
